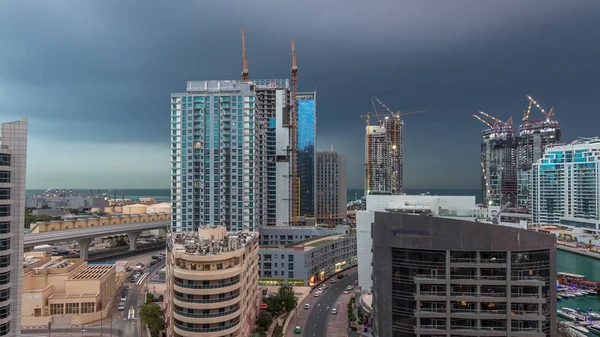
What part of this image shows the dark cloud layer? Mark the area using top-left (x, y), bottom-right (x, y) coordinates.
top-left (1, 0), bottom-right (599, 189)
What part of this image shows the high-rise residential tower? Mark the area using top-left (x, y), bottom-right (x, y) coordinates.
top-left (479, 124), bottom-right (518, 207)
top-left (316, 149), bottom-right (347, 218)
top-left (255, 79), bottom-right (292, 226)
top-left (170, 80), bottom-right (262, 232)
top-left (0, 119), bottom-right (28, 337)
top-left (296, 92), bottom-right (316, 216)
top-left (531, 138), bottom-right (600, 228)
top-left (365, 115), bottom-right (403, 196)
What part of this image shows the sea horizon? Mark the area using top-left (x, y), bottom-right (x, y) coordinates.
top-left (27, 187), bottom-right (483, 204)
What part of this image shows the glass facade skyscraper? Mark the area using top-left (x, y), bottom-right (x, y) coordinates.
top-left (170, 80), bottom-right (262, 232)
top-left (531, 138), bottom-right (600, 229)
top-left (297, 92), bottom-right (316, 216)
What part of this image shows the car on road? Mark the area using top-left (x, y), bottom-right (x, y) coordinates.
top-left (121, 296), bottom-right (127, 302)
top-left (304, 303), bottom-right (311, 309)
top-left (330, 279), bottom-right (337, 284)
top-left (294, 326), bottom-right (302, 334)
top-left (354, 280), bottom-right (358, 285)
top-left (117, 302), bottom-right (125, 311)
top-left (344, 289), bottom-right (350, 294)
top-left (331, 308), bottom-right (338, 315)
top-left (342, 272), bottom-right (348, 277)
top-left (313, 291), bottom-right (322, 297)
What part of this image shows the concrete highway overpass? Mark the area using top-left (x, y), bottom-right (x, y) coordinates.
top-left (24, 220), bottom-right (169, 259)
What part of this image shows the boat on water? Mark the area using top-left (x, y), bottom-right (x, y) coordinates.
top-left (575, 308), bottom-right (600, 320)
top-left (558, 309), bottom-right (577, 321)
top-left (568, 323), bottom-right (590, 334)
top-left (589, 324), bottom-right (600, 334)
top-left (564, 308), bottom-right (587, 320)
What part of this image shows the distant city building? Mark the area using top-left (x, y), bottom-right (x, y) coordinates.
top-left (257, 226), bottom-right (356, 286)
top-left (166, 226), bottom-right (260, 336)
top-left (365, 116), bottom-right (403, 196)
top-left (316, 149), bottom-right (347, 218)
top-left (26, 195), bottom-right (107, 209)
top-left (517, 120), bottom-right (561, 208)
top-left (531, 138), bottom-right (600, 229)
top-left (21, 253), bottom-right (116, 327)
top-left (255, 80), bottom-right (292, 226)
top-left (478, 123), bottom-right (518, 207)
top-left (170, 80), bottom-right (262, 232)
top-left (371, 212), bottom-right (556, 337)
top-left (0, 119), bottom-right (27, 336)
top-left (296, 92), bottom-right (317, 217)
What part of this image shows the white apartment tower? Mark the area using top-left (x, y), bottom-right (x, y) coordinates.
top-left (531, 138), bottom-right (600, 229)
top-left (0, 119), bottom-right (27, 336)
top-left (316, 149), bottom-right (347, 217)
top-left (365, 116), bottom-right (403, 196)
top-left (170, 81), bottom-right (262, 232)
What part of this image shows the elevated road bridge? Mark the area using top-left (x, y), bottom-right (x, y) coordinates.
top-left (24, 220), bottom-right (169, 260)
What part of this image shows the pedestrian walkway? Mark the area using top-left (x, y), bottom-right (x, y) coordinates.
top-left (327, 292), bottom-right (351, 336)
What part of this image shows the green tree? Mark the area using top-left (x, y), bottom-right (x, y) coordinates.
top-left (276, 285), bottom-right (297, 313)
top-left (256, 311), bottom-right (273, 330)
top-left (139, 303), bottom-right (164, 337)
top-left (273, 325), bottom-right (283, 337)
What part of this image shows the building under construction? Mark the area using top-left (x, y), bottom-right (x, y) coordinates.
top-left (474, 95), bottom-right (561, 208)
top-left (364, 97), bottom-right (422, 196)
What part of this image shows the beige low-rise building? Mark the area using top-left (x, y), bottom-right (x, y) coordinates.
top-left (166, 226), bottom-right (260, 337)
top-left (21, 252), bottom-right (117, 327)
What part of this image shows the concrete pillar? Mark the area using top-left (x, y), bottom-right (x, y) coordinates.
top-left (127, 232), bottom-right (141, 251)
top-left (77, 238), bottom-right (92, 261)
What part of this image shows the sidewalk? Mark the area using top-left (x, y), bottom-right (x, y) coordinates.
top-left (327, 292), bottom-right (351, 336)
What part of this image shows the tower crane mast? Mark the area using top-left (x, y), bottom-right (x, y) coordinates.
top-left (290, 40), bottom-right (300, 224)
top-left (241, 28), bottom-right (249, 82)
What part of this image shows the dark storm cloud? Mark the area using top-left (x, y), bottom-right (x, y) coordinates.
top-left (1, 0), bottom-right (599, 188)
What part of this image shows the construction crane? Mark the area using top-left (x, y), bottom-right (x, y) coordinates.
top-left (472, 111), bottom-right (513, 128)
top-left (526, 95), bottom-right (555, 122)
top-left (290, 40), bottom-right (300, 224)
top-left (241, 28), bottom-right (249, 82)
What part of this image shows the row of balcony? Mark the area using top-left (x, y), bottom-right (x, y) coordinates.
top-left (417, 308), bottom-right (543, 316)
top-left (414, 274), bottom-right (547, 282)
top-left (174, 294), bottom-right (239, 304)
top-left (418, 291), bottom-right (541, 298)
top-left (418, 325), bottom-right (542, 332)
top-left (174, 320), bottom-right (239, 333)
top-left (174, 279), bottom-right (240, 289)
top-left (174, 306), bottom-right (239, 319)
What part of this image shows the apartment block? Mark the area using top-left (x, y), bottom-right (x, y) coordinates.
top-left (316, 150), bottom-right (347, 218)
top-left (0, 119), bottom-right (27, 336)
top-left (531, 138), bottom-right (600, 229)
top-left (166, 226), bottom-right (260, 337)
top-left (258, 232), bottom-right (356, 286)
top-left (170, 80), bottom-right (262, 232)
top-left (371, 212), bottom-right (556, 337)
top-left (365, 116), bottom-right (403, 196)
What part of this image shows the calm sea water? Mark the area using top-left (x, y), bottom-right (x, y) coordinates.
top-left (557, 249), bottom-right (600, 316)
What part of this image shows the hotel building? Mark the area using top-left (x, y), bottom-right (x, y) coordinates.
top-left (296, 92), bottom-right (317, 217)
top-left (316, 150), bottom-right (347, 219)
top-left (166, 226), bottom-right (260, 337)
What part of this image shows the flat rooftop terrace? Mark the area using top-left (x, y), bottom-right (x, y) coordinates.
top-left (71, 264), bottom-right (114, 280)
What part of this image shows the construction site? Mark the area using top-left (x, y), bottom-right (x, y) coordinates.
top-left (363, 97), bottom-right (423, 196)
top-left (474, 95), bottom-right (561, 210)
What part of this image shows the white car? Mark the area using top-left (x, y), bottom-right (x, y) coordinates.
top-left (313, 291), bottom-right (322, 297)
top-left (304, 303), bottom-right (311, 309)
top-left (117, 303), bottom-right (125, 311)
top-left (121, 296), bottom-right (127, 302)
top-left (331, 308), bottom-right (338, 315)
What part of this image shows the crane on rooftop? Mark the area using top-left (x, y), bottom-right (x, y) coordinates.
top-left (525, 95), bottom-right (555, 122)
top-left (473, 111), bottom-right (513, 128)
top-left (241, 28), bottom-right (249, 82)
top-left (290, 40), bottom-right (300, 224)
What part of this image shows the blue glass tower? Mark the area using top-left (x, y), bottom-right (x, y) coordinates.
top-left (297, 92), bottom-right (316, 216)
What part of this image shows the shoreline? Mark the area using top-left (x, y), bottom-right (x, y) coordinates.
top-left (557, 244), bottom-right (600, 260)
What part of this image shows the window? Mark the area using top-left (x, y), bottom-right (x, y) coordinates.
top-left (0, 255), bottom-right (8, 268)
top-left (65, 303), bottom-right (79, 315)
top-left (0, 206), bottom-right (8, 217)
top-left (0, 155), bottom-right (9, 167)
top-left (0, 189), bottom-right (9, 200)
top-left (288, 271), bottom-right (294, 278)
top-left (81, 302), bottom-right (95, 314)
top-left (0, 222), bottom-right (8, 234)
top-left (0, 272), bottom-right (9, 285)
top-left (50, 304), bottom-right (64, 315)
top-left (0, 172), bottom-right (8, 183)
top-left (0, 321), bottom-right (8, 336)
top-left (0, 289), bottom-right (8, 302)
top-left (0, 305), bottom-right (8, 319)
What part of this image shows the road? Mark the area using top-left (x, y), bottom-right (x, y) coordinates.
top-left (22, 327), bottom-right (123, 336)
top-left (297, 269), bottom-right (357, 337)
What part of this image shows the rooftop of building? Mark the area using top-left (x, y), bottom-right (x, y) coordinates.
top-left (169, 226), bottom-right (258, 256)
top-left (71, 264), bottom-right (114, 280)
top-left (260, 233), bottom-right (354, 252)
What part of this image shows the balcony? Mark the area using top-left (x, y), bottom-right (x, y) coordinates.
top-left (174, 293), bottom-right (240, 304)
top-left (174, 307), bottom-right (240, 319)
top-left (173, 320), bottom-right (240, 336)
top-left (173, 307), bottom-right (240, 324)
top-left (174, 279), bottom-right (240, 289)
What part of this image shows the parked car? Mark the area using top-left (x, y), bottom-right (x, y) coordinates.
top-left (354, 280), bottom-right (358, 285)
top-left (331, 308), bottom-right (338, 315)
top-left (294, 326), bottom-right (302, 334)
top-left (117, 302), bottom-right (125, 311)
top-left (330, 279), bottom-right (337, 284)
top-left (304, 303), bottom-right (311, 309)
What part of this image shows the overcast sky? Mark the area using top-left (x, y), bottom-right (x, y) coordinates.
top-left (1, 0), bottom-right (599, 190)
